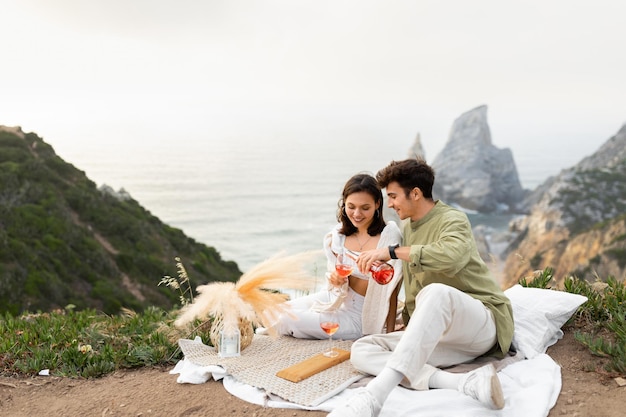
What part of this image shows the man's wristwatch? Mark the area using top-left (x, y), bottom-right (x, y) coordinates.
top-left (389, 244), bottom-right (400, 260)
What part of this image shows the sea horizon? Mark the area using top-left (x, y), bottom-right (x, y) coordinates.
top-left (43, 131), bottom-right (592, 276)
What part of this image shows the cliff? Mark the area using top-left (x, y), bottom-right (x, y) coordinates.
top-left (0, 126), bottom-right (241, 315)
top-left (431, 105), bottom-right (528, 213)
top-left (502, 124), bottom-right (626, 286)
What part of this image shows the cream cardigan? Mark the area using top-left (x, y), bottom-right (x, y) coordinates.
top-left (323, 221), bottom-right (403, 335)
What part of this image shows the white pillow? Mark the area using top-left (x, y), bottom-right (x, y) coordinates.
top-left (503, 284), bottom-right (588, 359)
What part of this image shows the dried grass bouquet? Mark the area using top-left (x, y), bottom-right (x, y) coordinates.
top-left (174, 250), bottom-right (320, 351)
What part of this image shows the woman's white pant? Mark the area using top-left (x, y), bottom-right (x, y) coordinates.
top-left (351, 283), bottom-right (497, 390)
top-left (276, 289), bottom-right (365, 340)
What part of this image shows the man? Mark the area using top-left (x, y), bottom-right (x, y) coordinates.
top-left (328, 158), bottom-right (514, 417)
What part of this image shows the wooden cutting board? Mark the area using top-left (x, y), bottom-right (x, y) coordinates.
top-left (276, 349), bottom-right (351, 383)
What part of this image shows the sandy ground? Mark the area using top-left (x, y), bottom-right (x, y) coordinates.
top-left (1, 328), bottom-right (624, 417)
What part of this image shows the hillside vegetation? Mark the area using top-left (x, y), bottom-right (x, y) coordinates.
top-left (0, 127), bottom-right (241, 316)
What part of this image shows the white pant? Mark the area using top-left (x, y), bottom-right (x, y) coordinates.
top-left (277, 289), bottom-right (365, 340)
top-left (351, 283), bottom-right (496, 390)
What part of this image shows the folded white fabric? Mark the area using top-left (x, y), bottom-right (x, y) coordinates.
top-left (169, 336), bottom-right (227, 384)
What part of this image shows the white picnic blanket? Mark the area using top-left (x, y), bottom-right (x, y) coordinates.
top-left (171, 350), bottom-right (561, 416)
top-left (170, 285), bottom-right (586, 417)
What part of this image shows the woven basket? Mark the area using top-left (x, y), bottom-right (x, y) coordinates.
top-left (209, 315), bottom-right (254, 352)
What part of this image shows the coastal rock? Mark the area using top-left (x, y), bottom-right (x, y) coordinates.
top-left (99, 185), bottom-right (133, 201)
top-left (408, 132), bottom-right (426, 160)
top-left (472, 223), bottom-right (521, 285)
top-left (502, 123), bottom-right (626, 286)
top-left (431, 105), bottom-right (527, 213)
top-left (520, 123), bottom-right (626, 213)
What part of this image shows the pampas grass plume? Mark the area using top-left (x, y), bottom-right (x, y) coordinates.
top-left (174, 250), bottom-right (321, 331)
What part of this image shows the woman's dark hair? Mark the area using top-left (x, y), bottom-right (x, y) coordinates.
top-left (337, 173), bottom-right (386, 237)
top-left (376, 158), bottom-right (435, 199)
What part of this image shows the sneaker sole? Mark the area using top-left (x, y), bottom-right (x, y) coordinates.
top-left (490, 372), bottom-right (505, 409)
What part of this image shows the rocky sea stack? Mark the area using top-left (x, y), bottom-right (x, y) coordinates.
top-left (431, 105), bottom-right (528, 214)
top-left (417, 106), bottom-right (625, 286)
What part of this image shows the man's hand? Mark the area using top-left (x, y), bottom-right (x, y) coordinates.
top-left (357, 247), bottom-right (391, 275)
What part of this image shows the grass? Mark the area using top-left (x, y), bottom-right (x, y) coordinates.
top-left (0, 260), bottom-right (210, 379)
top-left (564, 275), bottom-right (626, 375)
top-left (1, 268), bottom-right (624, 379)
top-left (0, 306), bottom-right (187, 378)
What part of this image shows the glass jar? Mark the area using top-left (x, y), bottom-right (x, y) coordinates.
top-left (219, 323), bottom-right (241, 358)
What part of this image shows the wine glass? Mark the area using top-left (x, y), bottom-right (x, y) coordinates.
top-left (319, 307), bottom-right (340, 358)
top-left (335, 251), bottom-right (355, 280)
top-left (330, 251), bottom-right (354, 296)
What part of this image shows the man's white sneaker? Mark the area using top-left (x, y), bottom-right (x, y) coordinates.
top-left (458, 363), bottom-right (505, 409)
top-left (327, 387), bottom-right (382, 417)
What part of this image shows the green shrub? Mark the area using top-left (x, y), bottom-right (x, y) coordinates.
top-left (564, 276), bottom-right (626, 374)
top-left (520, 270), bottom-right (625, 376)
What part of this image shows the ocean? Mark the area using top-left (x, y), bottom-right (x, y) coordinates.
top-left (53, 134), bottom-right (558, 276)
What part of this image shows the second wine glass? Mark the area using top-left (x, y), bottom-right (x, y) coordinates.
top-left (319, 306), bottom-right (340, 358)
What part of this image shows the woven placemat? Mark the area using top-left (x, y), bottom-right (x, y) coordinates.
top-left (178, 335), bottom-right (365, 406)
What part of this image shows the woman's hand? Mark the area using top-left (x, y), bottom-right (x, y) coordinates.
top-left (328, 270), bottom-right (349, 288)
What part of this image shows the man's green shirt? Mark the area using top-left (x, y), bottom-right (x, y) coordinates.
top-left (402, 201), bottom-right (514, 356)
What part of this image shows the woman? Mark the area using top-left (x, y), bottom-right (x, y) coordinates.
top-left (263, 173), bottom-right (403, 340)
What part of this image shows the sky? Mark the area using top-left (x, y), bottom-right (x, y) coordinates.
top-left (2, 0), bottom-right (625, 181)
